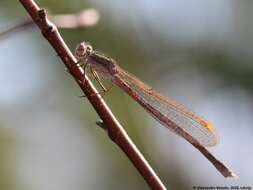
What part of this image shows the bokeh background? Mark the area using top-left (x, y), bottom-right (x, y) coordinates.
top-left (1, 0), bottom-right (253, 189)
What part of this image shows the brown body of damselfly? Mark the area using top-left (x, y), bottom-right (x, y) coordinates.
top-left (75, 42), bottom-right (218, 147)
top-left (75, 42), bottom-right (236, 178)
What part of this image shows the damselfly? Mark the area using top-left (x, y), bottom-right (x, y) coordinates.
top-left (75, 42), bottom-right (218, 148)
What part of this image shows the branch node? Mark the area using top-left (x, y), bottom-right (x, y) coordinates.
top-left (37, 9), bottom-right (55, 36)
top-left (96, 120), bottom-right (117, 141)
top-left (96, 120), bottom-right (107, 130)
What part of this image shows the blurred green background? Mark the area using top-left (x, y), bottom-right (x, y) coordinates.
top-left (0, 0), bottom-right (253, 189)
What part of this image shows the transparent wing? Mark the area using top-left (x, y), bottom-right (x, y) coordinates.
top-left (114, 68), bottom-right (218, 147)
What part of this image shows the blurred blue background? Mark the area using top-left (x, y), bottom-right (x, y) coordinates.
top-left (0, 0), bottom-right (253, 189)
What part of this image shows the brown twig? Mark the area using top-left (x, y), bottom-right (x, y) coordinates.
top-left (49, 8), bottom-right (100, 28)
top-left (18, 0), bottom-right (166, 189)
top-left (0, 9), bottom-right (99, 40)
top-left (0, 19), bottom-right (34, 40)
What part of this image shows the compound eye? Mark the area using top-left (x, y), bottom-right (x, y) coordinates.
top-left (75, 42), bottom-right (93, 59)
top-left (86, 45), bottom-right (93, 55)
top-left (75, 43), bottom-right (86, 58)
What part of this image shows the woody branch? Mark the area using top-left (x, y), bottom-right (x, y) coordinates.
top-left (18, 0), bottom-right (166, 189)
